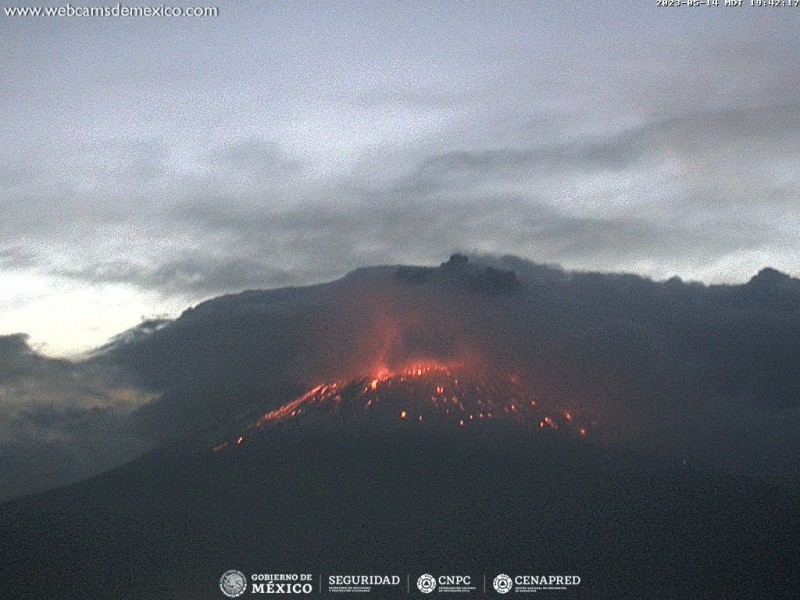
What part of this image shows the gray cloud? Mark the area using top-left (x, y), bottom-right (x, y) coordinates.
top-left (0, 334), bottom-right (156, 501)
top-left (1, 7), bottom-right (798, 318)
top-left (31, 102), bottom-right (796, 300)
top-left (0, 247), bottom-right (37, 270)
top-left (62, 255), bottom-right (298, 296)
top-left (206, 138), bottom-right (301, 176)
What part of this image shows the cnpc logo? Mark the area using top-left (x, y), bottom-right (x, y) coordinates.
top-left (417, 574), bottom-right (472, 593)
top-left (417, 574), bottom-right (436, 594)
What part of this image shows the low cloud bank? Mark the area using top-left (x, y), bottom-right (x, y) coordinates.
top-left (0, 334), bottom-right (156, 501)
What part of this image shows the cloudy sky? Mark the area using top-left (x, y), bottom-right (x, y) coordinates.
top-left (1, 0), bottom-right (799, 355)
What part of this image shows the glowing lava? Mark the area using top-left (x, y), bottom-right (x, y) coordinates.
top-left (214, 363), bottom-right (591, 451)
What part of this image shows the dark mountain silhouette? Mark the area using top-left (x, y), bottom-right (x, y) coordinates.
top-left (396, 254), bottom-right (521, 294)
top-left (1, 427), bottom-right (798, 599)
top-left (84, 255), bottom-right (800, 490)
top-left (2, 256), bottom-right (799, 598)
top-left (99, 256), bottom-right (800, 422)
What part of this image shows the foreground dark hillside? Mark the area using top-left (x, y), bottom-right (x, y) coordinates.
top-left (1, 428), bottom-right (797, 599)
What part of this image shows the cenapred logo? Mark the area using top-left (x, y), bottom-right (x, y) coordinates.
top-left (493, 573), bottom-right (513, 594)
top-left (220, 570), bottom-right (247, 598)
top-left (417, 573), bottom-right (437, 594)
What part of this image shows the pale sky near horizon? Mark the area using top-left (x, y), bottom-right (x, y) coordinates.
top-left (1, 0), bottom-right (799, 356)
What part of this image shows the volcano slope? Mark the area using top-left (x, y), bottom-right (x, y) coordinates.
top-left (1, 417), bottom-right (798, 599)
top-left (3, 257), bottom-right (800, 598)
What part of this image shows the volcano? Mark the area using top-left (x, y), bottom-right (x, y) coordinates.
top-left (215, 363), bottom-right (590, 452)
top-left (2, 409), bottom-right (798, 599)
top-left (2, 258), bottom-right (800, 599)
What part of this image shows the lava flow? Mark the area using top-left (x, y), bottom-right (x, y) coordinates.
top-left (213, 362), bottom-right (591, 452)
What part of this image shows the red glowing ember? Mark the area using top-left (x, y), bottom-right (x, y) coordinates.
top-left (214, 362), bottom-right (591, 451)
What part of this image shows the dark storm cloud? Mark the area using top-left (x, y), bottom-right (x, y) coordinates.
top-left (62, 256), bottom-right (298, 296)
top-left (0, 159), bottom-right (34, 191)
top-left (0, 0), bottom-right (798, 362)
top-left (0, 333), bottom-right (31, 365)
top-left (0, 247), bottom-right (36, 270)
top-left (162, 193), bottom-right (672, 283)
top-left (142, 104), bottom-right (791, 286)
top-left (207, 138), bottom-right (302, 177)
top-left (117, 139), bottom-right (169, 182)
top-left (0, 334), bottom-right (155, 500)
top-left (393, 103), bottom-right (800, 203)
top-left (186, 103), bottom-right (794, 282)
top-left (3, 100), bottom-right (799, 305)
top-left (413, 130), bottom-right (652, 177)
